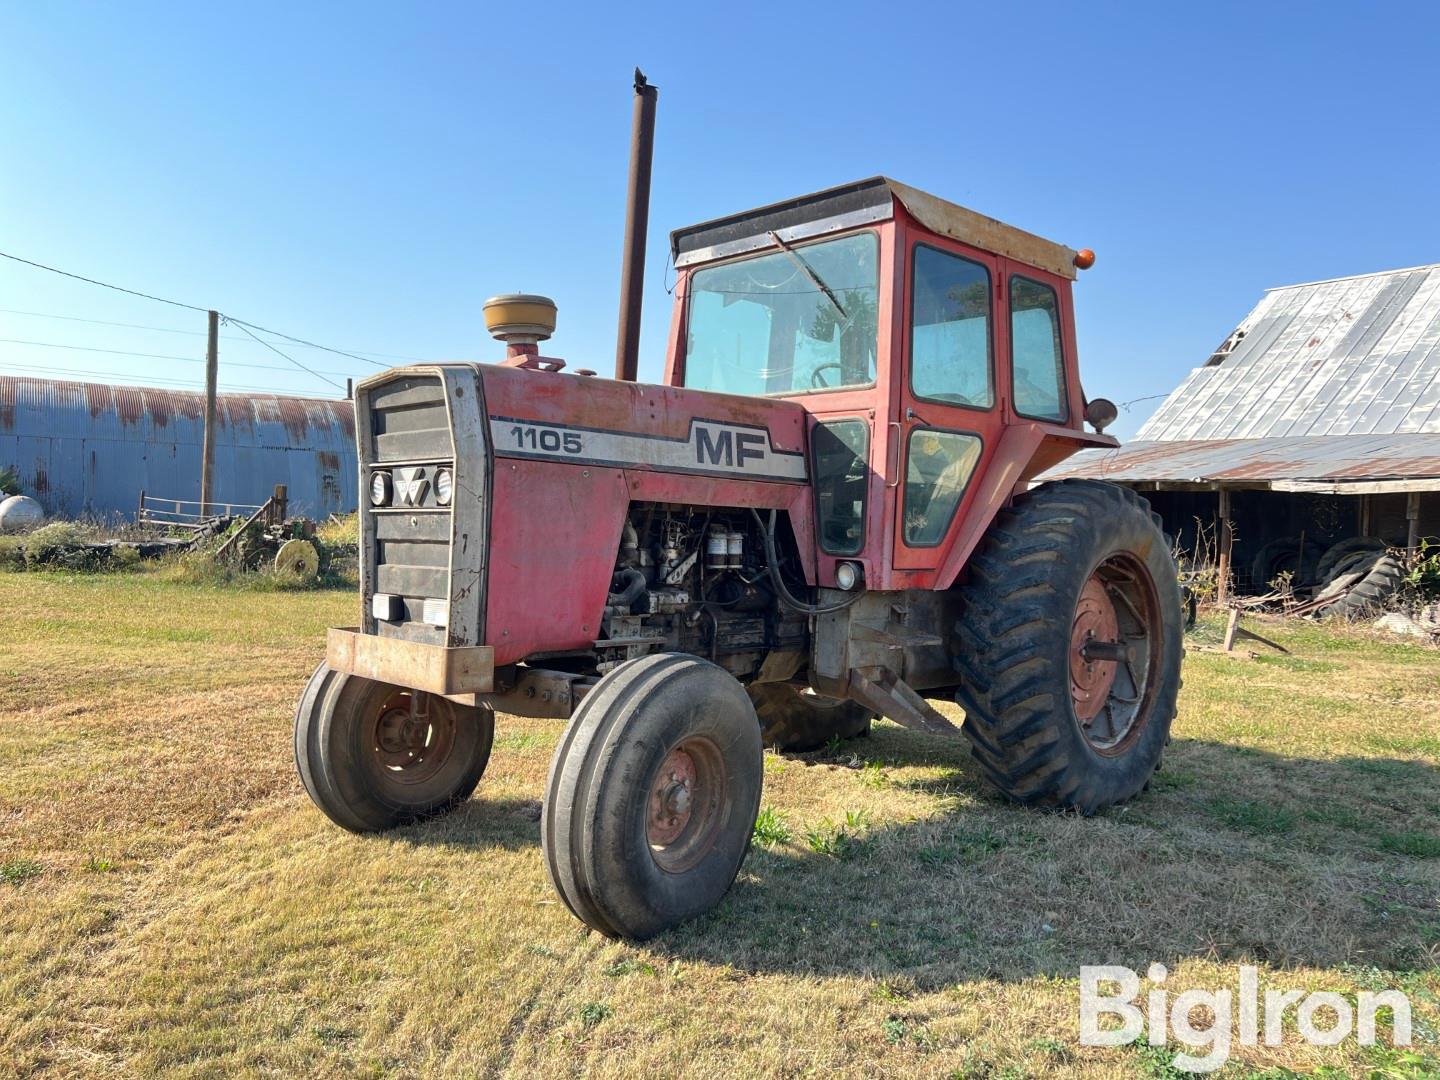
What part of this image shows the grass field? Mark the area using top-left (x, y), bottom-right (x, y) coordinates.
top-left (1, 573), bottom-right (1437, 1078)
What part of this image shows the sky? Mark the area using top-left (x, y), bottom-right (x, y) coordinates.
top-left (2, 2), bottom-right (1438, 439)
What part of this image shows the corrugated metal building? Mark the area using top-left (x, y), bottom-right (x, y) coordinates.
top-left (1048, 263), bottom-right (1440, 584)
top-left (0, 376), bottom-right (357, 520)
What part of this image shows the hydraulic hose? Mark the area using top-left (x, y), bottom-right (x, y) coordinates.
top-left (749, 508), bottom-right (864, 615)
top-left (607, 567), bottom-right (648, 610)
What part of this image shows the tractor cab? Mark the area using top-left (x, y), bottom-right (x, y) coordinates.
top-left (665, 177), bottom-right (1116, 592)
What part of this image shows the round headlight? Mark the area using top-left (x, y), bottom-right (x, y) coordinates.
top-left (835, 561), bottom-right (860, 591)
top-left (434, 467), bottom-right (454, 506)
top-left (369, 470), bottom-right (392, 507)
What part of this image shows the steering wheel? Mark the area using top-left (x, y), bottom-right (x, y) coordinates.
top-left (811, 362), bottom-right (843, 389)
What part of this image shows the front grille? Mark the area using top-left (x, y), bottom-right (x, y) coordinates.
top-left (369, 376), bottom-right (451, 462)
top-left (361, 373), bottom-right (455, 645)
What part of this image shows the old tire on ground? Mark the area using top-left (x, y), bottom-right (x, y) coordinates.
top-left (1249, 537), bottom-right (1322, 589)
top-left (748, 681), bottom-right (872, 751)
top-left (542, 653), bottom-right (763, 940)
top-left (951, 479), bottom-right (1183, 814)
top-left (275, 538), bottom-right (320, 579)
top-left (1316, 536), bottom-right (1386, 585)
top-left (1317, 551), bottom-right (1405, 619)
top-left (294, 661), bottom-right (494, 832)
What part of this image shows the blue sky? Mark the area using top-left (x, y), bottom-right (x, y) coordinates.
top-left (2, 2), bottom-right (1437, 438)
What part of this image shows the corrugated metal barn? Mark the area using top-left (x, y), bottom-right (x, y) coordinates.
top-left (1049, 262), bottom-right (1440, 587)
top-left (0, 376), bottom-right (357, 520)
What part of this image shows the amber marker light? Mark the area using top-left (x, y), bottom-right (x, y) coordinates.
top-left (1073, 248), bottom-right (1096, 270)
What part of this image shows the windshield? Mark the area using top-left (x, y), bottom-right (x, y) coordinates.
top-left (683, 232), bottom-right (879, 396)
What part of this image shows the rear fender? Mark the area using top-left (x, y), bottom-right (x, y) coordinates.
top-left (934, 423), bottom-right (1116, 590)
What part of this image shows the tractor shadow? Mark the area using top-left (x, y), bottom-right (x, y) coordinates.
top-left (651, 731), bottom-right (1440, 988)
top-left (381, 729), bottom-right (1440, 988)
top-left (387, 795), bottom-right (544, 853)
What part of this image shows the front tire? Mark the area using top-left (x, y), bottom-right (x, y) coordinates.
top-left (542, 654), bottom-right (763, 940)
top-left (294, 662), bottom-right (494, 833)
top-left (748, 680), bottom-right (872, 751)
top-left (951, 480), bottom-right (1182, 814)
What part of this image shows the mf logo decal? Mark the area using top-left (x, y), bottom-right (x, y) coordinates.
top-left (491, 417), bottom-right (807, 481)
top-left (693, 424), bottom-right (767, 469)
top-left (394, 467), bottom-right (430, 506)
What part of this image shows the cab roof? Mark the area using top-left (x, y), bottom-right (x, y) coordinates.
top-left (670, 176), bottom-right (1081, 280)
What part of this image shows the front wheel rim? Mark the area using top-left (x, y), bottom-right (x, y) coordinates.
top-left (647, 737), bottom-right (728, 874)
top-left (1068, 553), bottom-right (1163, 755)
top-left (365, 691), bottom-right (457, 790)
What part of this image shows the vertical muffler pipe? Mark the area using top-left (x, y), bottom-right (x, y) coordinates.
top-left (614, 68), bottom-right (658, 382)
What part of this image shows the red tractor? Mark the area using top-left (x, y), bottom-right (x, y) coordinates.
top-left (296, 175), bottom-right (1182, 940)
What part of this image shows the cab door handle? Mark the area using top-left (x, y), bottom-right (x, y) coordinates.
top-left (885, 422), bottom-right (902, 488)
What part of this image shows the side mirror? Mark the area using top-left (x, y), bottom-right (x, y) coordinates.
top-left (1084, 397), bottom-right (1118, 434)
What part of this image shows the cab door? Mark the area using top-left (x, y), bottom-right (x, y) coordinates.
top-left (891, 236), bottom-right (1008, 573)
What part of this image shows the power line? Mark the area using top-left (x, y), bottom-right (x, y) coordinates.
top-left (0, 248), bottom-right (429, 370)
top-left (0, 307), bottom-right (439, 363)
top-left (227, 319), bottom-right (345, 391)
top-left (0, 251), bottom-right (209, 313)
top-left (0, 336), bottom-right (357, 379)
top-left (1119, 393), bottom-right (1171, 411)
top-left (225, 317), bottom-right (389, 369)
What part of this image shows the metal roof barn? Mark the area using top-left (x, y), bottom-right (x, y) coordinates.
top-left (1050, 262), bottom-right (1440, 492)
top-left (0, 376), bottom-right (357, 520)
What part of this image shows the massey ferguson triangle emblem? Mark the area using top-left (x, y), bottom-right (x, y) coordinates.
top-left (394, 467), bottom-right (429, 507)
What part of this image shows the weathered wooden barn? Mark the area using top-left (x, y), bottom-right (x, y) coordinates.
top-left (1049, 263), bottom-right (1440, 589)
top-left (0, 376), bottom-right (357, 521)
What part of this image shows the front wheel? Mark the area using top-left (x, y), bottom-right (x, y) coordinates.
top-left (951, 479), bottom-right (1183, 813)
top-left (294, 662), bottom-right (494, 832)
top-left (542, 653), bottom-right (763, 939)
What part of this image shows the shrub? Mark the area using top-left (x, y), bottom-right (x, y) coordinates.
top-left (0, 535), bottom-right (23, 571)
top-left (23, 521), bottom-right (90, 566)
top-left (316, 513), bottom-right (358, 547)
top-left (0, 464), bottom-right (19, 495)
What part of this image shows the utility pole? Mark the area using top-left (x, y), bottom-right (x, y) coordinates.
top-left (200, 309), bottom-right (219, 517)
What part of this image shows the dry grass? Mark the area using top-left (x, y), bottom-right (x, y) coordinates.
top-left (1, 578), bottom-right (1437, 1078)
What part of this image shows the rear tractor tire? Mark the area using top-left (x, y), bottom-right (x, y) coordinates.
top-left (1249, 537), bottom-right (1323, 590)
top-left (748, 680), bottom-right (872, 752)
top-left (951, 479), bottom-right (1183, 814)
top-left (1317, 550), bottom-right (1405, 619)
top-left (1315, 536), bottom-right (1387, 585)
top-left (542, 653), bottom-right (763, 940)
top-left (294, 662), bottom-right (494, 833)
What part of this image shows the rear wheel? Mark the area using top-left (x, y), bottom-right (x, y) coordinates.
top-left (542, 653), bottom-right (763, 939)
top-left (1318, 550), bottom-right (1404, 619)
top-left (1249, 537), bottom-right (1322, 589)
top-left (294, 662), bottom-right (494, 832)
top-left (748, 680), bottom-right (872, 751)
top-left (951, 480), bottom-right (1183, 813)
top-left (1316, 536), bottom-right (1386, 585)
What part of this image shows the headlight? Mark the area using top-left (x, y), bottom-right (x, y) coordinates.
top-left (835, 561), bottom-right (860, 590)
top-left (434, 467), bottom-right (454, 506)
top-left (370, 470), bottom-right (392, 507)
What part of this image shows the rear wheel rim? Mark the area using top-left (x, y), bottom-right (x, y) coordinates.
top-left (365, 691), bottom-right (457, 795)
top-left (647, 737), bottom-right (727, 874)
top-left (1069, 553), bottom-right (1163, 755)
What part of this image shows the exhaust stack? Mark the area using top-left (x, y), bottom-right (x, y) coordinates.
top-left (613, 68), bottom-right (658, 382)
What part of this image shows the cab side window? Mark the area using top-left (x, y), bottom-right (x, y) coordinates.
top-left (812, 419), bottom-right (869, 555)
top-left (1010, 275), bottom-right (1067, 421)
top-left (910, 246), bottom-right (993, 409)
top-left (903, 429), bottom-right (982, 547)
